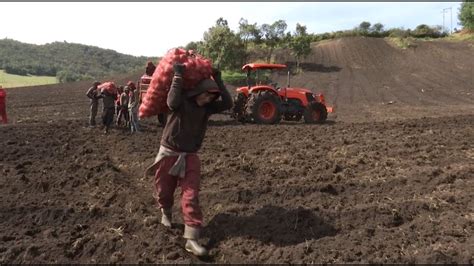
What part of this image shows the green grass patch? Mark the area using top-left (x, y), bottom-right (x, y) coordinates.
top-left (222, 71), bottom-right (248, 86)
top-left (386, 37), bottom-right (418, 49)
top-left (444, 32), bottom-right (474, 42)
top-left (0, 70), bottom-right (58, 88)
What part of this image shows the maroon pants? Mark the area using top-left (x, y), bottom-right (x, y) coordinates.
top-left (154, 154), bottom-right (203, 227)
top-left (0, 103), bottom-right (7, 124)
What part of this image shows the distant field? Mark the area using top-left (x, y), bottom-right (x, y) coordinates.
top-left (0, 70), bottom-right (58, 88)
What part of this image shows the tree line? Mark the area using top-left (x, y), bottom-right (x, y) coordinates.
top-left (184, 2), bottom-right (473, 72)
top-left (185, 18), bottom-right (456, 73)
top-left (0, 39), bottom-right (156, 82)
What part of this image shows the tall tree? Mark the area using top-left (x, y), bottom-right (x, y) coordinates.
top-left (289, 23), bottom-right (312, 71)
top-left (184, 41), bottom-right (201, 51)
top-left (458, 0), bottom-right (474, 30)
top-left (201, 17), bottom-right (246, 70)
top-left (238, 18), bottom-right (261, 62)
top-left (371, 23), bottom-right (384, 33)
top-left (238, 18), bottom-right (262, 45)
top-left (260, 20), bottom-right (287, 62)
top-left (358, 21), bottom-right (371, 35)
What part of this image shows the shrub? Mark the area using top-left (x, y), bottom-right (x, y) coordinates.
top-left (222, 71), bottom-right (248, 86)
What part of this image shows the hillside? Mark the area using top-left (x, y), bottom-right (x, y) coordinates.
top-left (0, 39), bottom-right (157, 83)
top-left (270, 37), bottom-right (474, 121)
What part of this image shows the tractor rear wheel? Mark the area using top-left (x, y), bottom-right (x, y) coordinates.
top-left (232, 93), bottom-right (247, 122)
top-left (246, 91), bottom-right (282, 124)
top-left (303, 102), bottom-right (328, 123)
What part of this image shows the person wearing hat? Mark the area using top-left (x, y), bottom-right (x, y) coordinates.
top-left (145, 63), bottom-right (232, 256)
top-left (85, 81), bottom-right (101, 127)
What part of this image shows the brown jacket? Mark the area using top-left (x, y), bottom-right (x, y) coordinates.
top-left (98, 90), bottom-right (116, 109)
top-left (160, 75), bottom-right (233, 153)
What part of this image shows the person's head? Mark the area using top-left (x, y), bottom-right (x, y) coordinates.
top-left (93, 81), bottom-right (101, 87)
top-left (195, 91), bottom-right (219, 106)
top-left (127, 81), bottom-right (136, 90)
top-left (187, 79), bottom-right (220, 107)
top-left (147, 61), bottom-right (154, 67)
top-left (124, 86), bottom-right (130, 93)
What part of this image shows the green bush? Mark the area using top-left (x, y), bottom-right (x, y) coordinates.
top-left (222, 71), bottom-right (248, 86)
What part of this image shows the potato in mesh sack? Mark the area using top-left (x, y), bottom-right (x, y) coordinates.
top-left (139, 48), bottom-right (213, 118)
top-left (98, 81), bottom-right (117, 95)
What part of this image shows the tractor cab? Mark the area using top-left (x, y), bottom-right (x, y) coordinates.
top-left (238, 63), bottom-right (287, 96)
top-left (232, 63), bottom-right (333, 124)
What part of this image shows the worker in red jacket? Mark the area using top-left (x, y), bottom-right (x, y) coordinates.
top-left (0, 86), bottom-right (7, 124)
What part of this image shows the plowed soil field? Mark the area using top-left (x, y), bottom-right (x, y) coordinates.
top-left (1, 37), bottom-right (473, 263)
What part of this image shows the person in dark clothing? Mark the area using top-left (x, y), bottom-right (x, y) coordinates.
top-left (117, 86), bottom-right (130, 128)
top-left (145, 61), bottom-right (156, 76)
top-left (85, 81), bottom-right (101, 126)
top-left (145, 64), bottom-right (232, 256)
top-left (98, 88), bottom-right (117, 134)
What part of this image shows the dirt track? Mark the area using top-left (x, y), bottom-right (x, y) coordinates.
top-left (1, 37), bottom-right (473, 263)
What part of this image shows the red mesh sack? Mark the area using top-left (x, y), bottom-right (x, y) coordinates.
top-left (98, 81), bottom-right (117, 95)
top-left (139, 48), bottom-right (213, 118)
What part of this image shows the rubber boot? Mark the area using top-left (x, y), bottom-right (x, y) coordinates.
top-left (161, 208), bottom-right (172, 228)
top-left (184, 225), bottom-right (208, 256)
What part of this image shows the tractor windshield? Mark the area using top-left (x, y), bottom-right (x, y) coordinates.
top-left (249, 69), bottom-right (271, 85)
top-left (243, 63), bottom-right (288, 88)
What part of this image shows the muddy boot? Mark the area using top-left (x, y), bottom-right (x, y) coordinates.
top-left (160, 208), bottom-right (172, 227)
top-left (184, 225), bottom-right (208, 256)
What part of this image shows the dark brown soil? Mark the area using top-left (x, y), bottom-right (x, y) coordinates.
top-left (0, 37), bottom-right (473, 263)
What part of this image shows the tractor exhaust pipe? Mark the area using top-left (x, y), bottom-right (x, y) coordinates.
top-left (285, 70), bottom-right (290, 102)
top-left (246, 69), bottom-right (251, 89)
top-left (287, 70), bottom-right (290, 88)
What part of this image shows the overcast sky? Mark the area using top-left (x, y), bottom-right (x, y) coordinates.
top-left (0, 2), bottom-right (462, 58)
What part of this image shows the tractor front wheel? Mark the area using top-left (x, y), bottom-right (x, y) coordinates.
top-left (246, 91), bottom-right (282, 124)
top-left (303, 102), bottom-right (328, 123)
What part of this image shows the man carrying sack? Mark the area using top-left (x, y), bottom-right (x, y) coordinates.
top-left (145, 63), bottom-right (232, 256)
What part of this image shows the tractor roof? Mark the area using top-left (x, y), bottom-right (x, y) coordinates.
top-left (242, 63), bottom-right (287, 71)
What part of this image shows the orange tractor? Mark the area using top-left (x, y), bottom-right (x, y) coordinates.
top-left (231, 63), bottom-right (334, 124)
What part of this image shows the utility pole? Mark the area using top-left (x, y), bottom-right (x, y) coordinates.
top-left (450, 7), bottom-right (453, 34)
top-left (442, 7), bottom-right (452, 34)
top-left (442, 8), bottom-right (447, 33)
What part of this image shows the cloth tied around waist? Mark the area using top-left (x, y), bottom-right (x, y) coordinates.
top-left (144, 145), bottom-right (193, 178)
